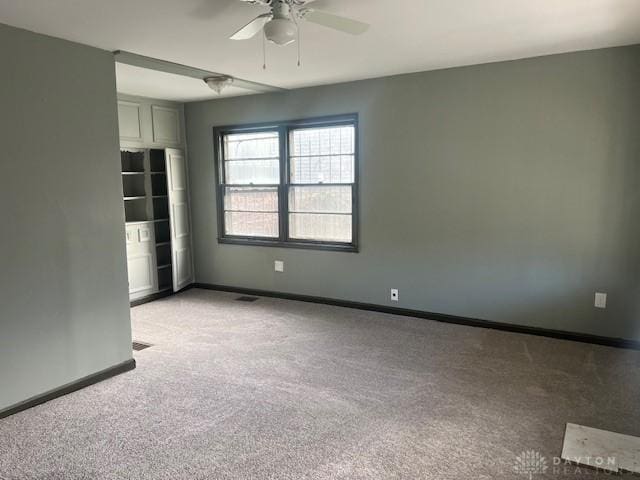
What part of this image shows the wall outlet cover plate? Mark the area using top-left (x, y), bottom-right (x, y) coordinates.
top-left (595, 292), bottom-right (607, 308)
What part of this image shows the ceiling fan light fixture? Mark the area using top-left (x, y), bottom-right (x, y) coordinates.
top-left (264, 18), bottom-right (297, 45)
top-left (204, 75), bottom-right (234, 94)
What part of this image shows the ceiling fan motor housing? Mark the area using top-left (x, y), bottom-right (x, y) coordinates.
top-left (264, 1), bottom-right (298, 45)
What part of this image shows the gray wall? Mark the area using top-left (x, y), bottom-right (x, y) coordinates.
top-left (0, 24), bottom-right (132, 410)
top-left (186, 45), bottom-right (640, 341)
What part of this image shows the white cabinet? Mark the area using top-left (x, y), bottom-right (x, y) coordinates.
top-left (118, 95), bottom-right (191, 302)
top-left (125, 222), bottom-right (158, 300)
top-left (118, 95), bottom-right (184, 149)
top-left (117, 101), bottom-right (143, 142)
top-left (121, 147), bottom-right (193, 302)
top-left (151, 105), bottom-right (181, 145)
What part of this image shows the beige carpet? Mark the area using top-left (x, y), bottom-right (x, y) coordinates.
top-left (1, 288), bottom-right (639, 479)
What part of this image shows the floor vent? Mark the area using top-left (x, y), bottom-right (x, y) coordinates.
top-left (236, 296), bottom-right (259, 302)
top-left (132, 341), bottom-right (153, 351)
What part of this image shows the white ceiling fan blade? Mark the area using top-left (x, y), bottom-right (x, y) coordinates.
top-left (230, 13), bottom-right (271, 40)
top-left (301, 9), bottom-right (369, 35)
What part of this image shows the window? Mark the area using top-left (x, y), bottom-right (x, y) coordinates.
top-left (222, 131), bottom-right (280, 238)
top-left (215, 115), bottom-right (358, 251)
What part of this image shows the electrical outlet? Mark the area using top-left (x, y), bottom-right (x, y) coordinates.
top-left (390, 288), bottom-right (399, 302)
top-left (594, 292), bottom-right (607, 309)
top-left (274, 260), bottom-right (284, 273)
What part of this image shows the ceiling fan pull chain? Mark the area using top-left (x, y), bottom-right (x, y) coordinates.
top-left (297, 24), bottom-right (301, 67)
top-left (262, 30), bottom-right (267, 69)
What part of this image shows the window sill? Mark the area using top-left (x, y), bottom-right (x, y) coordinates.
top-left (217, 237), bottom-right (358, 253)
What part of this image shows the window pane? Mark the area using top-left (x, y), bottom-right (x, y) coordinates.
top-left (224, 187), bottom-right (278, 212)
top-left (289, 186), bottom-right (352, 214)
top-left (224, 132), bottom-right (279, 160)
top-left (291, 126), bottom-right (354, 156)
top-left (225, 211), bottom-right (279, 238)
top-left (223, 131), bottom-right (280, 184)
top-left (225, 159), bottom-right (279, 185)
top-left (224, 186), bottom-right (278, 238)
top-left (290, 125), bottom-right (354, 184)
top-left (289, 213), bottom-right (352, 243)
top-left (290, 155), bottom-right (354, 184)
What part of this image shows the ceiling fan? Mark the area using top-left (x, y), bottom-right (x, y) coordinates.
top-left (230, 0), bottom-right (369, 46)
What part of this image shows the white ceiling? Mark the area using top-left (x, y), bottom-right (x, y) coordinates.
top-left (1, 0), bottom-right (639, 102)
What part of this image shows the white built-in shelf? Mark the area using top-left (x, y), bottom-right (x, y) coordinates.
top-left (152, 195), bottom-right (168, 199)
top-left (126, 220), bottom-right (153, 225)
top-left (157, 264), bottom-right (172, 269)
top-left (156, 241), bottom-right (171, 247)
top-left (122, 171), bottom-right (145, 175)
top-left (153, 218), bottom-right (169, 223)
top-left (124, 196), bottom-right (146, 201)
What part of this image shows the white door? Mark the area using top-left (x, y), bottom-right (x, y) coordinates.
top-left (125, 223), bottom-right (158, 300)
top-left (165, 148), bottom-right (194, 291)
